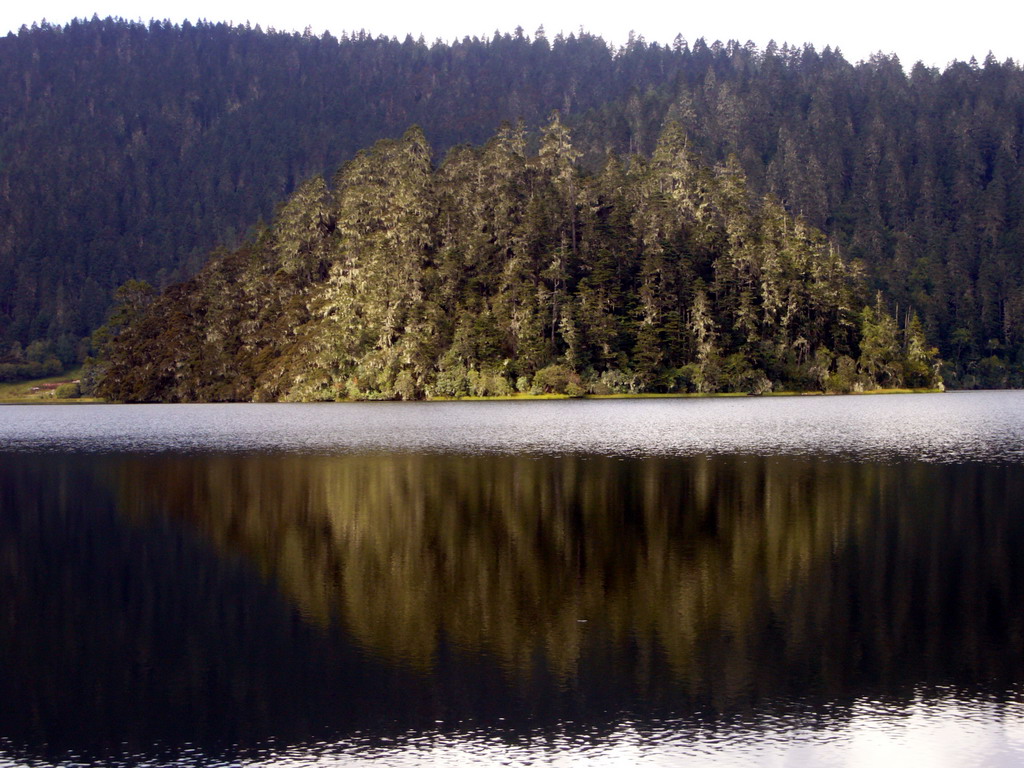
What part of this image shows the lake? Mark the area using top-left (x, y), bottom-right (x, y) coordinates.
top-left (2, 392), bottom-right (1024, 766)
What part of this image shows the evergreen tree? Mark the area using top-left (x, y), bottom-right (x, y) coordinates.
top-left (96, 122), bottom-right (930, 401)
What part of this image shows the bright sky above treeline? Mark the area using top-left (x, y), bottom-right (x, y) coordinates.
top-left (2, 0), bottom-right (1021, 70)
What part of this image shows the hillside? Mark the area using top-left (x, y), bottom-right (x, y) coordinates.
top-left (2, 19), bottom-right (1022, 386)
top-left (94, 121), bottom-right (940, 401)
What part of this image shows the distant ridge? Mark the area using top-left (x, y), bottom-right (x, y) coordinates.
top-left (1, 19), bottom-right (1021, 387)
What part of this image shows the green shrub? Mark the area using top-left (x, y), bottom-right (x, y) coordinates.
top-left (432, 364), bottom-right (470, 398)
top-left (531, 364), bottom-right (583, 395)
top-left (825, 355), bottom-right (858, 393)
top-left (394, 369), bottom-right (417, 400)
top-left (467, 368), bottom-right (513, 397)
top-left (593, 368), bottom-right (634, 394)
top-left (54, 381), bottom-right (82, 399)
top-left (487, 371), bottom-right (513, 397)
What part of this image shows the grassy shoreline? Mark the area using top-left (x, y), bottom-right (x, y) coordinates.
top-left (0, 370), bottom-right (945, 405)
top-left (430, 387), bottom-right (944, 402)
top-left (0, 368), bottom-right (102, 404)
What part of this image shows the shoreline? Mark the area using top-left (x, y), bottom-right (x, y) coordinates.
top-left (1, 387), bottom-right (946, 404)
top-left (427, 387), bottom-right (944, 402)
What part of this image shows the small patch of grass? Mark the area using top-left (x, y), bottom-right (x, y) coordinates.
top-left (428, 388), bottom-right (946, 402)
top-left (427, 393), bottom-right (571, 401)
top-left (853, 387), bottom-right (944, 395)
top-left (585, 392), bottom-right (749, 399)
top-left (0, 368), bottom-right (102, 403)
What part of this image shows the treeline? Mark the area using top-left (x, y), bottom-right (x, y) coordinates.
top-left (0, 19), bottom-right (672, 361)
top-left (94, 121), bottom-right (940, 401)
top-left (2, 19), bottom-right (1022, 386)
top-left (0, 338), bottom-right (79, 382)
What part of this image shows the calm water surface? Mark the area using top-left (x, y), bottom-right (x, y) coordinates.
top-left (2, 392), bottom-right (1024, 766)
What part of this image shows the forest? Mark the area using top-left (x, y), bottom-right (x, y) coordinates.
top-left (1, 18), bottom-right (1022, 388)
top-left (93, 120), bottom-right (940, 401)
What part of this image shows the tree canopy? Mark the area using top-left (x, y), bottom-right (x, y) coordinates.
top-left (94, 120), bottom-right (941, 401)
top-left (2, 19), bottom-right (1021, 386)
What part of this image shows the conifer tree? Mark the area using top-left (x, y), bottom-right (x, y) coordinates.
top-left (95, 121), bottom-right (943, 402)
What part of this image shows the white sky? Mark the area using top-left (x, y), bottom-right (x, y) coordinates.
top-left (2, 0), bottom-right (1021, 70)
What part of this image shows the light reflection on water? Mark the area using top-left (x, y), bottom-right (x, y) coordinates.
top-left (261, 695), bottom-right (1024, 768)
top-left (12, 694), bottom-right (1013, 768)
top-left (339, 696), bottom-right (1007, 768)
top-left (1, 391), bottom-right (1023, 462)
top-left (343, 705), bottom-right (1020, 768)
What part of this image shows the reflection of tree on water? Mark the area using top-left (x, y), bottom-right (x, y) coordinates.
top-left (117, 453), bottom-right (1024, 700)
top-left (4, 451), bottom-right (1024, 763)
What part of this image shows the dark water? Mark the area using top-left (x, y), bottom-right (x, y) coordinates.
top-left (2, 393), bottom-right (1024, 766)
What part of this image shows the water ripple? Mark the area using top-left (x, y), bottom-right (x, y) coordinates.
top-left (1, 392), bottom-right (1022, 464)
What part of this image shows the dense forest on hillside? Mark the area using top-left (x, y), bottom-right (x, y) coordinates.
top-left (1, 18), bottom-right (1022, 386)
top-left (94, 121), bottom-right (940, 401)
